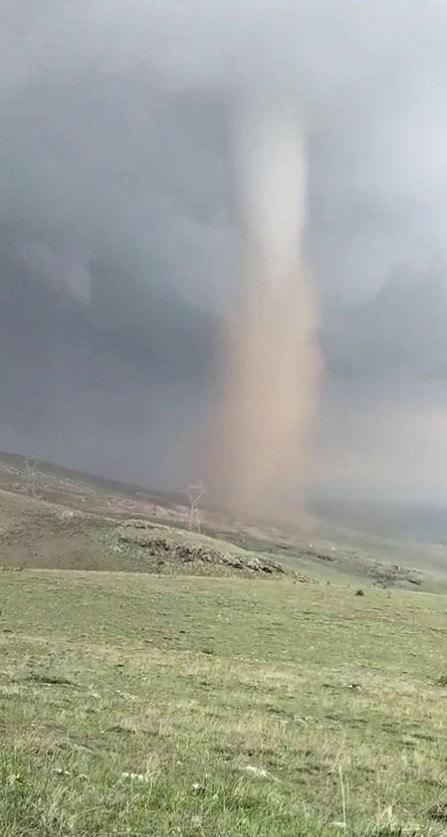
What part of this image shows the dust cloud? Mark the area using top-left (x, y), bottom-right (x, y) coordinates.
top-left (208, 97), bottom-right (320, 516)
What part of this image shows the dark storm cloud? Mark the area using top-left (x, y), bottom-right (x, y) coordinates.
top-left (2, 0), bottom-right (447, 497)
top-left (322, 264), bottom-right (447, 382)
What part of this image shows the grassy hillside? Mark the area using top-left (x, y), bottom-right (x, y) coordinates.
top-left (1, 569), bottom-right (446, 835)
top-left (0, 489), bottom-right (288, 578)
top-left (0, 450), bottom-right (446, 591)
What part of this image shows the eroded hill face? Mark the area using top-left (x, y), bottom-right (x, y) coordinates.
top-left (0, 451), bottom-right (445, 590)
top-left (113, 520), bottom-right (289, 577)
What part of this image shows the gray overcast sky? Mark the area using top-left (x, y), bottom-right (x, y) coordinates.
top-left (2, 1), bottom-right (447, 502)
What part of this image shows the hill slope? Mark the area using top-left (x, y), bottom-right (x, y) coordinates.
top-left (0, 450), bottom-right (446, 589)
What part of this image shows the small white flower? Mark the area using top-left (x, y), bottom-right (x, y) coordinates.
top-left (192, 782), bottom-right (206, 793)
top-left (121, 771), bottom-right (147, 782)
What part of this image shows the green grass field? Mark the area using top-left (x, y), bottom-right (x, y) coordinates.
top-left (1, 569), bottom-right (446, 836)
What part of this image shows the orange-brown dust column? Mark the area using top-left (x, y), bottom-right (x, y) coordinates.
top-left (209, 99), bottom-right (320, 516)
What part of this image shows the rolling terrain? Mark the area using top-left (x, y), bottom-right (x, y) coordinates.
top-left (0, 451), bottom-right (446, 591)
top-left (0, 451), bottom-right (446, 835)
top-left (1, 570), bottom-right (446, 835)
